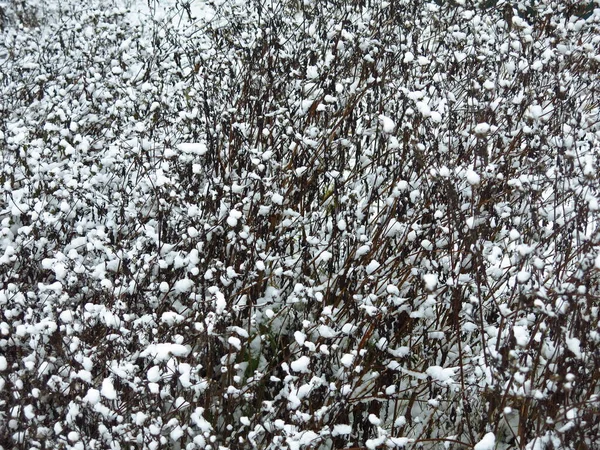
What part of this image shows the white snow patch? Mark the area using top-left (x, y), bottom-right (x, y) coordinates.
top-left (474, 122), bottom-right (490, 136)
top-left (513, 326), bottom-right (529, 347)
top-left (59, 310), bottom-right (74, 323)
top-left (290, 356), bottom-right (311, 373)
top-left (366, 260), bottom-right (380, 275)
top-left (474, 432), bottom-right (496, 450)
top-left (379, 114), bottom-right (396, 133)
top-left (416, 101), bottom-right (431, 117)
top-left (423, 273), bottom-right (438, 291)
top-left (317, 251), bottom-right (333, 263)
top-left (340, 353), bottom-right (355, 368)
top-left (101, 378), bottom-right (117, 400)
top-left (341, 323), bottom-right (357, 335)
top-left (147, 366), bottom-right (161, 383)
top-left (294, 331), bottom-right (307, 346)
top-left (84, 388), bottom-right (101, 405)
top-left (517, 271), bottom-right (531, 283)
top-left (173, 278), bottom-right (194, 293)
top-left (214, 290), bottom-right (227, 315)
top-left (332, 424), bottom-right (352, 436)
top-left (429, 110), bottom-right (442, 123)
top-left (466, 169), bottom-right (481, 186)
top-left (426, 366), bottom-right (456, 384)
top-left (356, 244), bottom-right (371, 258)
top-left (228, 336), bottom-right (242, 350)
top-left (227, 209), bottom-right (243, 227)
top-left (565, 337), bottom-right (582, 359)
top-left (272, 192), bottom-right (284, 205)
top-left (177, 143), bottom-right (207, 155)
top-left (318, 325), bottom-right (337, 338)
top-left (384, 219), bottom-right (403, 237)
top-left (386, 284), bottom-right (400, 295)
top-left (141, 343), bottom-right (191, 362)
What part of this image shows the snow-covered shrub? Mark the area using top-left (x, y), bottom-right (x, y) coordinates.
top-left (1, 0), bottom-right (599, 449)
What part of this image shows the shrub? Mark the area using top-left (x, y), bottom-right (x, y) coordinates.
top-left (1, 0), bottom-right (599, 449)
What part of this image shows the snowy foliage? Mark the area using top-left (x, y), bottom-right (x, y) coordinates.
top-left (1, 0), bottom-right (600, 449)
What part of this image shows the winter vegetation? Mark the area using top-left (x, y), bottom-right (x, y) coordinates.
top-left (1, 0), bottom-right (599, 448)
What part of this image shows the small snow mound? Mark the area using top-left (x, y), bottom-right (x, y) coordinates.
top-left (466, 169), bottom-right (481, 186)
top-left (177, 142), bottom-right (208, 155)
top-left (474, 122), bottom-right (490, 136)
top-left (423, 273), bottom-right (438, 291)
top-left (141, 343), bottom-right (191, 362)
top-left (332, 424), bottom-right (352, 436)
top-left (101, 377), bottom-right (117, 400)
top-left (366, 260), bottom-right (380, 275)
top-left (379, 114), bottom-right (396, 133)
top-left (272, 192), bottom-right (284, 205)
top-left (474, 432), bottom-right (496, 450)
top-left (290, 355), bottom-right (311, 373)
top-left (426, 365), bottom-right (456, 384)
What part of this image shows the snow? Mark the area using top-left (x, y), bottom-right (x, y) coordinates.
top-left (272, 192), bottom-right (284, 205)
top-left (416, 101), bottom-right (432, 118)
top-left (214, 290), bottom-right (227, 314)
top-left (84, 388), bottom-right (101, 405)
top-left (527, 104), bottom-right (544, 120)
top-left (368, 414), bottom-right (381, 425)
top-left (378, 114), bottom-right (396, 133)
top-left (341, 323), bottom-right (357, 335)
top-left (59, 310), bottom-right (74, 323)
top-left (421, 239), bottom-right (433, 251)
top-left (290, 356), bottom-right (311, 373)
top-left (384, 219), bottom-right (403, 237)
top-left (465, 169), bottom-right (481, 186)
top-left (1, 0), bottom-right (598, 447)
top-left (67, 431), bottom-right (80, 442)
top-left (429, 110), bottom-right (442, 123)
top-left (140, 343), bottom-right (191, 362)
top-left (101, 378), bottom-right (117, 400)
top-left (173, 278), bottom-right (194, 293)
top-left (317, 251), bottom-right (333, 263)
top-left (474, 432), bottom-right (496, 450)
top-left (160, 311), bottom-right (185, 326)
top-left (517, 271), bottom-right (531, 283)
top-left (474, 122), bottom-right (490, 136)
top-left (177, 142), bottom-right (207, 155)
top-left (340, 353), bottom-right (355, 367)
top-left (228, 336), bottom-right (242, 350)
top-left (386, 284), bottom-right (400, 295)
top-left (513, 326), bottom-right (529, 347)
top-left (227, 209), bottom-right (243, 227)
top-left (423, 273), bottom-right (438, 291)
top-left (318, 325), bottom-right (337, 338)
top-left (294, 331), bottom-right (307, 346)
top-left (426, 366), bottom-right (456, 385)
top-left (366, 260), bottom-right (380, 274)
top-left (565, 337), bottom-right (582, 359)
top-left (332, 424), bottom-right (352, 436)
top-left (356, 244), bottom-right (371, 257)
top-left (147, 366), bottom-right (161, 383)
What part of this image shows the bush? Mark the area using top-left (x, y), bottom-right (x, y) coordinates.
top-left (1, 0), bottom-right (599, 449)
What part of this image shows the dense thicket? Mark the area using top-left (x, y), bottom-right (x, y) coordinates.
top-left (1, 0), bottom-right (599, 449)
